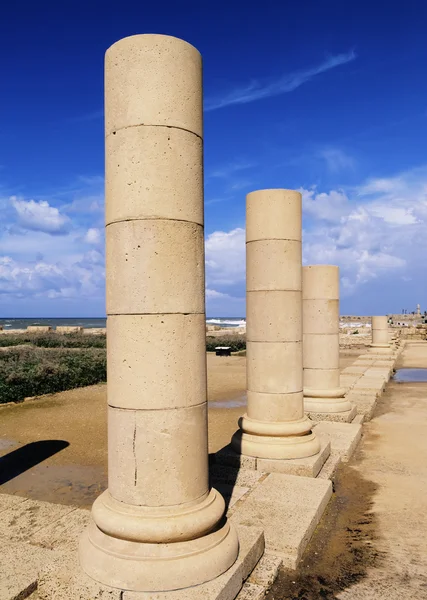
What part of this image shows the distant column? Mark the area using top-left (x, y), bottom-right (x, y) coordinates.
top-left (232, 189), bottom-right (320, 459)
top-left (79, 34), bottom-right (238, 592)
top-left (303, 265), bottom-right (353, 416)
top-left (370, 316), bottom-right (392, 353)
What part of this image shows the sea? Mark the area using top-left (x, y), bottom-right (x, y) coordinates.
top-left (0, 317), bottom-right (246, 330)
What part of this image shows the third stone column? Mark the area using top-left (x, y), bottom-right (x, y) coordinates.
top-left (232, 189), bottom-right (320, 459)
top-left (79, 34), bottom-right (238, 592)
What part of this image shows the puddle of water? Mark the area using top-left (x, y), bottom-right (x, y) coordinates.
top-left (393, 368), bottom-right (427, 382)
top-left (209, 395), bottom-right (247, 409)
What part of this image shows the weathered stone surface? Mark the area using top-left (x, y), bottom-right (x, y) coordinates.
top-left (232, 473), bottom-right (332, 568)
top-left (256, 438), bottom-right (330, 477)
top-left (314, 421), bottom-right (362, 461)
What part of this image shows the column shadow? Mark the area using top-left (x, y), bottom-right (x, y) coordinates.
top-left (209, 431), bottom-right (242, 513)
top-left (0, 440), bottom-right (70, 485)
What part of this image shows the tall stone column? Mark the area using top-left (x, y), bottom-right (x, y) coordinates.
top-left (303, 265), bottom-right (353, 417)
top-left (79, 34), bottom-right (238, 592)
top-left (370, 316), bottom-right (391, 353)
top-left (232, 189), bottom-right (320, 459)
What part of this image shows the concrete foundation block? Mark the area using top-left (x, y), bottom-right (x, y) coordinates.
top-left (0, 498), bottom-right (75, 542)
top-left (38, 524), bottom-right (264, 600)
top-left (0, 493), bottom-right (27, 514)
top-left (236, 582), bottom-right (265, 600)
top-left (248, 554), bottom-right (282, 588)
top-left (232, 473), bottom-right (332, 569)
top-left (352, 414), bottom-right (365, 425)
top-left (340, 366), bottom-right (369, 376)
top-left (313, 421), bottom-right (362, 462)
top-left (317, 450), bottom-right (342, 481)
top-left (346, 392), bottom-right (378, 420)
top-left (29, 508), bottom-right (90, 552)
top-left (0, 541), bottom-right (54, 600)
top-left (256, 438), bottom-right (330, 478)
top-left (215, 445), bottom-right (258, 470)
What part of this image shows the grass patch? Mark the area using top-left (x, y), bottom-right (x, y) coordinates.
top-left (206, 334), bottom-right (246, 352)
top-left (0, 347), bottom-right (106, 404)
top-left (0, 332), bottom-right (106, 348)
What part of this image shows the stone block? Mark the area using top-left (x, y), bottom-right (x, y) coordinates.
top-left (313, 421), bottom-right (362, 462)
top-left (256, 438), bottom-right (330, 478)
top-left (236, 582), bottom-right (265, 600)
top-left (248, 554), bottom-right (283, 587)
top-left (0, 541), bottom-right (54, 600)
top-left (0, 498), bottom-right (75, 542)
top-left (317, 450), bottom-right (341, 481)
top-left (38, 524), bottom-right (265, 600)
top-left (0, 493), bottom-right (26, 513)
top-left (232, 473), bottom-right (332, 569)
top-left (29, 508), bottom-right (90, 552)
top-left (215, 445), bottom-right (257, 471)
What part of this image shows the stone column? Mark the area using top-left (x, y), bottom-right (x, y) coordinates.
top-left (232, 189), bottom-right (320, 459)
top-left (303, 265), bottom-right (353, 416)
top-left (370, 315), bottom-right (391, 352)
top-left (79, 34), bottom-right (238, 592)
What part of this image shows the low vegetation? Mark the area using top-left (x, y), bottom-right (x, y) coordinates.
top-left (0, 331), bottom-right (246, 404)
top-left (0, 332), bottom-right (106, 349)
top-left (206, 334), bottom-right (246, 352)
top-left (0, 347), bottom-right (106, 404)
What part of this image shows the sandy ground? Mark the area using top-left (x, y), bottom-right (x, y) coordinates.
top-left (267, 342), bottom-right (427, 599)
top-left (0, 351), bottom-right (356, 506)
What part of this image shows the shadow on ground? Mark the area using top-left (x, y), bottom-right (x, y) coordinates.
top-left (0, 440), bottom-right (69, 485)
top-left (266, 453), bottom-right (382, 600)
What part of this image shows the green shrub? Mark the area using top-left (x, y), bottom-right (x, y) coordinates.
top-left (206, 334), bottom-right (246, 352)
top-left (0, 332), bottom-right (106, 349)
top-left (0, 347), bottom-right (106, 404)
top-left (352, 330), bottom-right (359, 335)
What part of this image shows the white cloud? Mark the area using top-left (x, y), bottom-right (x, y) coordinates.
top-left (302, 188), bottom-right (349, 222)
top-left (84, 228), bottom-right (102, 244)
top-left (204, 165), bottom-right (427, 302)
top-left (205, 50), bottom-right (356, 111)
top-left (205, 228), bottom-right (245, 286)
top-left (319, 148), bottom-right (356, 173)
top-left (302, 165), bottom-right (427, 295)
top-left (11, 197), bottom-right (70, 234)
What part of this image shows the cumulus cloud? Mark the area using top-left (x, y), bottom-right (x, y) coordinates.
top-left (84, 228), bottom-right (102, 245)
top-left (204, 165), bottom-right (427, 304)
top-left (11, 197), bottom-right (70, 234)
top-left (205, 228), bottom-right (245, 287)
top-left (0, 253), bottom-right (104, 300)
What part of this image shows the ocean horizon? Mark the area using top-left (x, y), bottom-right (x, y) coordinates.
top-left (0, 317), bottom-right (246, 330)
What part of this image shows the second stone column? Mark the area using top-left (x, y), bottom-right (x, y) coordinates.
top-left (79, 34), bottom-right (238, 592)
top-left (303, 265), bottom-right (355, 420)
top-left (232, 189), bottom-right (320, 459)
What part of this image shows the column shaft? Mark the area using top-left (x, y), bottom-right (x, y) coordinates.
top-left (232, 189), bottom-right (319, 459)
top-left (370, 315), bottom-right (391, 352)
top-left (303, 265), bottom-right (352, 414)
top-left (79, 34), bottom-right (238, 592)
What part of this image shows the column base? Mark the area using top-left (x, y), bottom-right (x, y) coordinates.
top-left (369, 344), bottom-right (392, 354)
top-left (303, 394), bottom-right (353, 415)
top-left (305, 404), bottom-right (357, 423)
top-left (79, 488), bottom-right (239, 592)
top-left (231, 415), bottom-right (320, 460)
top-left (79, 518), bottom-right (239, 592)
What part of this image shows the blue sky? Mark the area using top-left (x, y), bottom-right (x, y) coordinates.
top-left (1, 0), bottom-right (426, 317)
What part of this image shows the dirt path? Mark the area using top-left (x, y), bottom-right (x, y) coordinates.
top-left (267, 342), bottom-right (427, 600)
